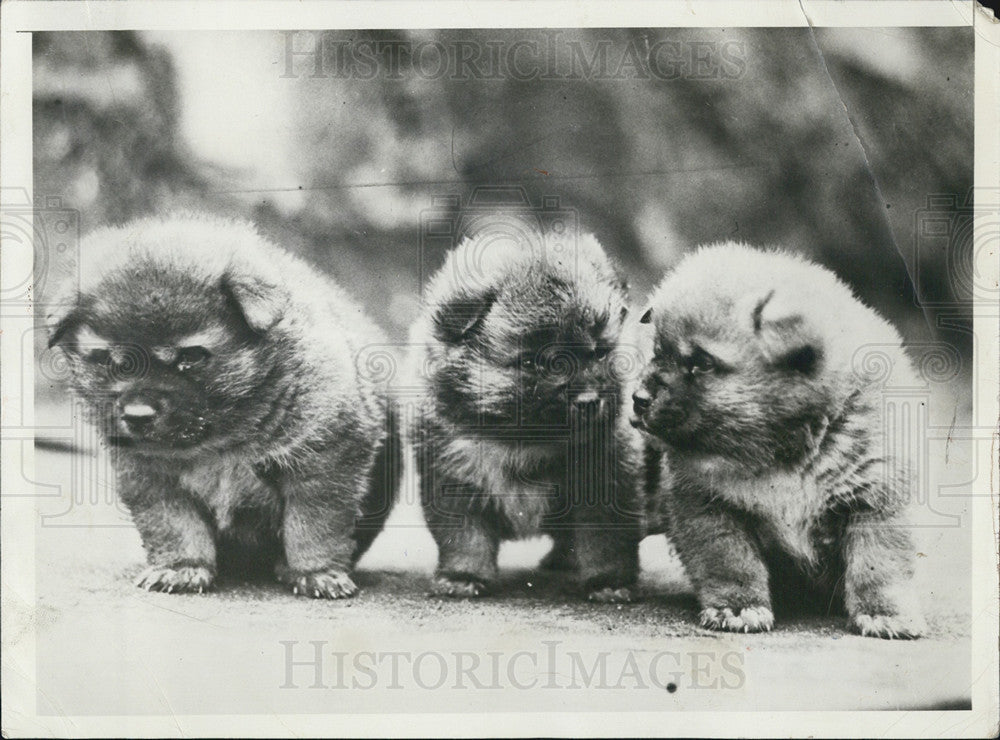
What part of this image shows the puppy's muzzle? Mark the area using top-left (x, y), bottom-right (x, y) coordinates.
top-left (118, 390), bottom-right (170, 436)
top-left (631, 389), bottom-right (652, 416)
top-left (630, 386), bottom-right (687, 434)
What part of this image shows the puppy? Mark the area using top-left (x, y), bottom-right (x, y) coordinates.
top-left (410, 219), bottom-right (643, 601)
top-left (630, 242), bottom-right (925, 638)
top-left (47, 214), bottom-right (400, 598)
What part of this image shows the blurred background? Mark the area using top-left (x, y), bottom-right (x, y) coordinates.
top-left (32, 27), bottom-right (974, 394)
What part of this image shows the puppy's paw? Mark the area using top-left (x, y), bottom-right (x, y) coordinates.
top-left (587, 586), bottom-right (636, 603)
top-left (429, 575), bottom-right (490, 598)
top-left (278, 568), bottom-right (359, 599)
top-left (700, 605), bottom-right (774, 633)
top-left (851, 612), bottom-right (925, 640)
top-left (135, 565), bottom-right (214, 594)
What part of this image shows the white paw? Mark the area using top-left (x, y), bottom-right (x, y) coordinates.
top-left (699, 605), bottom-right (774, 633)
top-left (135, 565), bottom-right (214, 594)
top-left (851, 612), bottom-right (925, 639)
top-left (429, 575), bottom-right (490, 598)
top-left (279, 569), bottom-right (359, 599)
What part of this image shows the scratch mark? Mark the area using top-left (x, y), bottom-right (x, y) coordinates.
top-left (450, 125), bottom-right (461, 175)
top-left (210, 162), bottom-right (763, 195)
top-left (138, 653), bottom-right (184, 735)
top-left (945, 404), bottom-right (958, 463)
top-left (131, 592), bottom-right (223, 627)
top-left (797, 2), bottom-right (935, 339)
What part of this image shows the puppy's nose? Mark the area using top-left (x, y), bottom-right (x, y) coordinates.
top-left (119, 391), bottom-right (169, 434)
top-left (123, 402), bottom-right (157, 419)
top-left (632, 389), bottom-right (652, 415)
top-left (122, 402), bottom-right (158, 430)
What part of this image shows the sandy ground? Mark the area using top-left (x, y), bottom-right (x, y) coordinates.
top-left (15, 431), bottom-right (972, 719)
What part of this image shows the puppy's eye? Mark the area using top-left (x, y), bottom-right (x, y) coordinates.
top-left (688, 350), bottom-right (716, 375)
top-left (176, 346), bottom-right (211, 372)
top-left (593, 345), bottom-right (611, 360)
top-left (86, 348), bottom-right (112, 365)
top-left (518, 354), bottom-right (536, 370)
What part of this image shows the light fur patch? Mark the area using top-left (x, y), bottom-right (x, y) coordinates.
top-left (177, 326), bottom-right (230, 350)
top-left (440, 437), bottom-right (559, 536)
top-left (178, 453), bottom-right (275, 531)
top-left (75, 325), bottom-right (111, 350)
top-left (151, 347), bottom-right (178, 364)
top-left (711, 468), bottom-right (828, 565)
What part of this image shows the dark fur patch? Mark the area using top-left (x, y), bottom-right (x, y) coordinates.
top-left (751, 289), bottom-right (776, 333)
top-left (47, 305), bottom-right (82, 348)
top-left (777, 344), bottom-right (821, 374)
top-left (432, 290), bottom-right (498, 344)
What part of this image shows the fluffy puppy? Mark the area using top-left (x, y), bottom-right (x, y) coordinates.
top-left (47, 214), bottom-right (400, 598)
top-left (630, 242), bottom-right (925, 638)
top-left (410, 220), bottom-right (643, 601)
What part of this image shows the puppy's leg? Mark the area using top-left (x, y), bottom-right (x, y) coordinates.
top-left (419, 477), bottom-right (499, 597)
top-left (574, 520), bottom-right (640, 603)
top-left (122, 474), bottom-right (217, 594)
top-left (843, 513), bottom-right (925, 639)
top-left (415, 428), bottom-right (500, 597)
top-left (669, 503), bottom-right (774, 632)
top-left (571, 448), bottom-right (641, 602)
top-left (276, 449), bottom-right (370, 599)
top-left (427, 512), bottom-right (501, 597)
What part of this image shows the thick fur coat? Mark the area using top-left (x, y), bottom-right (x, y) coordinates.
top-left (48, 214), bottom-right (400, 598)
top-left (409, 223), bottom-right (644, 601)
top-left (630, 242), bottom-right (925, 638)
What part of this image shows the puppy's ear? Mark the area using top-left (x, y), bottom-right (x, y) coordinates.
top-left (432, 289), bottom-right (497, 344)
top-left (221, 269), bottom-right (288, 334)
top-left (749, 289), bottom-right (805, 333)
top-left (46, 295), bottom-right (82, 349)
top-left (749, 290), bottom-right (822, 374)
top-left (47, 305), bottom-right (78, 348)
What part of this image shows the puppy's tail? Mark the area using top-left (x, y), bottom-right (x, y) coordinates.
top-left (351, 401), bottom-right (403, 563)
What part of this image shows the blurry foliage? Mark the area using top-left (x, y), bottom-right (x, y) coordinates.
top-left (33, 33), bottom-right (211, 223)
top-left (34, 28), bottom-right (973, 363)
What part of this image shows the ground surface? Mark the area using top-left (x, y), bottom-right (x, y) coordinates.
top-left (13, 393), bottom-right (974, 717)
